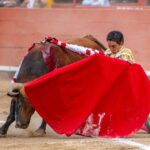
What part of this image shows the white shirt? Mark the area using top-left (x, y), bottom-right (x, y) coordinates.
top-left (82, 0), bottom-right (110, 6)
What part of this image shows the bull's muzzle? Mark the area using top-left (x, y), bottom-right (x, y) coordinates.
top-left (15, 121), bottom-right (29, 129)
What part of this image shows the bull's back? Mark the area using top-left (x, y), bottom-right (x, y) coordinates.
top-left (67, 38), bottom-right (102, 50)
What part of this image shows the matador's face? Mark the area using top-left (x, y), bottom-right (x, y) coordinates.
top-left (107, 40), bottom-right (123, 54)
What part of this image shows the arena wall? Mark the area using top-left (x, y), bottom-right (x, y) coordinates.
top-left (0, 7), bottom-right (150, 71)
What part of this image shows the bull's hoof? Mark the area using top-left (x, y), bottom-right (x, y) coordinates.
top-left (0, 129), bottom-right (7, 137)
top-left (0, 133), bottom-right (6, 137)
top-left (34, 128), bottom-right (46, 137)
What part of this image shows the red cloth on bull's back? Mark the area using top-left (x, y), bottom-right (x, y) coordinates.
top-left (24, 54), bottom-right (150, 137)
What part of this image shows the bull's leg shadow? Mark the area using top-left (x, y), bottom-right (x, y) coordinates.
top-left (0, 99), bottom-right (16, 137)
top-left (35, 119), bottom-right (46, 136)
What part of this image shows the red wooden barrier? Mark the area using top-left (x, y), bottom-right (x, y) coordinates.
top-left (0, 7), bottom-right (150, 70)
top-left (138, 0), bottom-right (147, 5)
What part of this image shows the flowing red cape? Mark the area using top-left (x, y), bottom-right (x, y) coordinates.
top-left (24, 54), bottom-right (150, 137)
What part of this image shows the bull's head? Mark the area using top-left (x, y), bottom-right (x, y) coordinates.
top-left (7, 83), bottom-right (35, 129)
top-left (6, 43), bottom-right (50, 129)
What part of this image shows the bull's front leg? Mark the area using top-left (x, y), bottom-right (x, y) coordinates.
top-left (35, 119), bottom-right (46, 136)
top-left (0, 99), bottom-right (16, 137)
top-left (145, 116), bottom-right (150, 133)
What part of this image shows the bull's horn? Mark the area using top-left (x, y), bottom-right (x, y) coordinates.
top-left (7, 83), bottom-right (24, 97)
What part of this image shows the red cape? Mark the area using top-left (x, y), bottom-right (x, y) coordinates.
top-left (24, 54), bottom-right (150, 137)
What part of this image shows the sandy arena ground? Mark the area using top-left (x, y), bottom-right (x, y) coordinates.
top-left (0, 72), bottom-right (150, 150)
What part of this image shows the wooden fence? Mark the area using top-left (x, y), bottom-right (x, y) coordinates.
top-left (0, 7), bottom-right (150, 71)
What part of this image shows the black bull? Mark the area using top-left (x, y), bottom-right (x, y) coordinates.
top-left (0, 35), bottom-right (106, 136)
